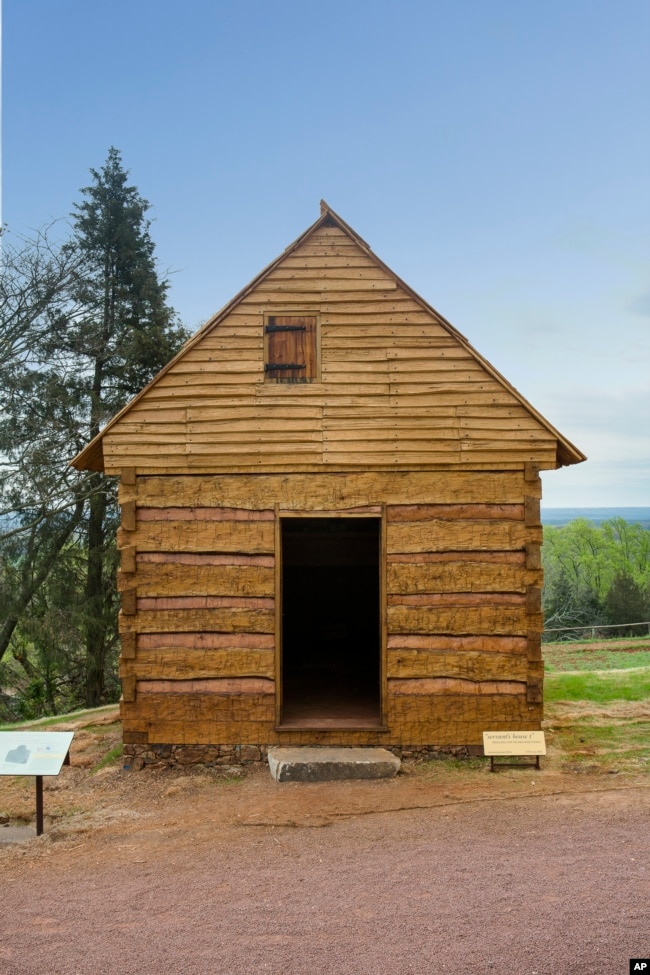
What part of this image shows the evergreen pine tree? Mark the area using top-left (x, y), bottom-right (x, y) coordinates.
top-left (61, 148), bottom-right (188, 706)
top-left (0, 151), bottom-right (188, 711)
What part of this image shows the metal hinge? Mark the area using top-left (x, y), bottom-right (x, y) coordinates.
top-left (264, 363), bottom-right (306, 371)
top-left (265, 324), bottom-right (307, 333)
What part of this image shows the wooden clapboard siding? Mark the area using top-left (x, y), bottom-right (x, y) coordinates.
top-left (390, 388), bottom-right (532, 408)
top-left (99, 223), bottom-right (563, 474)
top-left (320, 321), bottom-right (448, 333)
top-left (186, 406), bottom-right (323, 424)
top-left (188, 337), bottom-right (263, 351)
top-left (280, 254), bottom-right (378, 269)
top-left (73, 206), bottom-right (583, 477)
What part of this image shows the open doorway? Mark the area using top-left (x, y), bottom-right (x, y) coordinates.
top-left (280, 517), bottom-right (382, 728)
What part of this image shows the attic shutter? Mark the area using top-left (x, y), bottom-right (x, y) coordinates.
top-left (265, 316), bottom-right (317, 381)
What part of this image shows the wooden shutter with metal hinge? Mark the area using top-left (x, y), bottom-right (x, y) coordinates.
top-left (264, 316), bottom-right (317, 381)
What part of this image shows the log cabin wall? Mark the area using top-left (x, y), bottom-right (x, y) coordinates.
top-left (117, 468), bottom-right (544, 753)
top-left (72, 206), bottom-right (583, 762)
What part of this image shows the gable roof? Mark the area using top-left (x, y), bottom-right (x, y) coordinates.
top-left (71, 201), bottom-right (586, 472)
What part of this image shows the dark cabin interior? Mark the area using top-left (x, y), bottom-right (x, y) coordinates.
top-left (280, 518), bottom-right (382, 728)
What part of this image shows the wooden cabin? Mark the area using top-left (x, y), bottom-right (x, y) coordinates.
top-left (72, 202), bottom-right (585, 767)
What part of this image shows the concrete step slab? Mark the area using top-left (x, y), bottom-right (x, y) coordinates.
top-left (268, 746), bottom-right (400, 782)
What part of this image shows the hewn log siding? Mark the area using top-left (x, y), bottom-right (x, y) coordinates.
top-left (387, 520), bottom-right (540, 553)
top-left (118, 562), bottom-right (274, 597)
top-left (386, 593), bottom-right (526, 607)
top-left (124, 607), bottom-right (275, 634)
top-left (137, 678), bottom-right (274, 695)
top-left (387, 649), bottom-right (529, 681)
top-left (137, 507), bottom-right (274, 522)
top-left (388, 503), bottom-right (524, 522)
top-left (385, 695), bottom-right (540, 746)
top-left (388, 678), bottom-right (526, 696)
top-left (387, 634), bottom-right (528, 653)
top-left (118, 520), bottom-right (274, 553)
top-left (137, 633), bottom-right (275, 650)
top-left (121, 648), bottom-right (275, 680)
top-left (116, 463), bottom-right (545, 748)
top-left (120, 694), bottom-right (276, 745)
top-left (119, 471), bottom-right (539, 509)
top-left (135, 596), bottom-right (274, 610)
top-left (386, 605), bottom-right (537, 635)
top-left (387, 561), bottom-right (541, 594)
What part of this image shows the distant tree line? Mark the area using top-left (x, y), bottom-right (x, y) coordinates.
top-left (0, 149), bottom-right (189, 719)
top-left (542, 517), bottom-right (650, 638)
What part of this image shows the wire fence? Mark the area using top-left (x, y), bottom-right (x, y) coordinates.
top-left (542, 620), bottom-right (650, 642)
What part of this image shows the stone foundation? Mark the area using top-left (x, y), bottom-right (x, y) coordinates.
top-left (123, 743), bottom-right (269, 770)
top-left (123, 742), bottom-right (480, 770)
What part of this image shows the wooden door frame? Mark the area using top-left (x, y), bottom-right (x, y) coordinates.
top-left (274, 510), bottom-right (386, 729)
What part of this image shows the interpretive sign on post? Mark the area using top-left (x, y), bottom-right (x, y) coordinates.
top-left (483, 731), bottom-right (546, 771)
top-left (0, 731), bottom-right (74, 835)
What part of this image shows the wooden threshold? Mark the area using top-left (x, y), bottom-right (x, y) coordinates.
top-left (275, 720), bottom-right (388, 731)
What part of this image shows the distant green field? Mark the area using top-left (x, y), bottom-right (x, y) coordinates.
top-left (544, 638), bottom-right (650, 674)
top-left (0, 704), bottom-right (118, 733)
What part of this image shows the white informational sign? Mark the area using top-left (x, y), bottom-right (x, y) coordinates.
top-left (0, 732), bottom-right (74, 776)
top-left (483, 730), bottom-right (546, 757)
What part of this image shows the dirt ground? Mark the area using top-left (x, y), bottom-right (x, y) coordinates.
top-left (1, 711), bottom-right (649, 975)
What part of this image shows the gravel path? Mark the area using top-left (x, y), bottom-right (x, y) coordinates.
top-left (2, 778), bottom-right (648, 975)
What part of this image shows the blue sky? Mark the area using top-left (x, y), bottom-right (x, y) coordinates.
top-left (3, 0), bottom-right (649, 506)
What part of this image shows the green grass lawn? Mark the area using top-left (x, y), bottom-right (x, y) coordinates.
top-left (544, 667), bottom-right (650, 703)
top-left (543, 639), bottom-right (650, 773)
